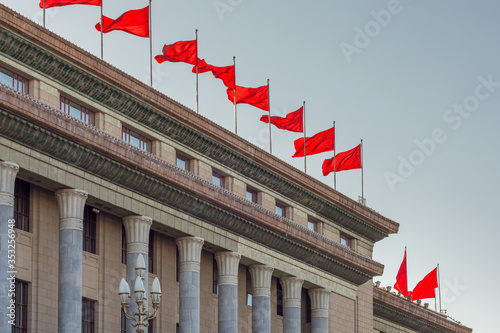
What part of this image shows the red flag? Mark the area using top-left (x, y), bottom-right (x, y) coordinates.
top-left (226, 85), bottom-right (269, 111)
top-left (292, 127), bottom-right (335, 158)
top-left (322, 144), bottom-right (362, 176)
top-left (95, 6), bottom-right (149, 38)
top-left (259, 107), bottom-right (303, 132)
top-left (392, 249), bottom-right (408, 297)
top-left (411, 268), bottom-right (438, 300)
top-left (155, 41), bottom-right (197, 65)
top-left (40, 0), bottom-right (101, 8)
top-left (192, 59), bottom-right (235, 89)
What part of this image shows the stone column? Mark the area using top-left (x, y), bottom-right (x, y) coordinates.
top-left (0, 162), bottom-right (19, 332)
top-left (123, 215), bottom-right (152, 333)
top-left (55, 188), bottom-right (88, 333)
top-left (280, 276), bottom-right (304, 333)
top-left (308, 288), bottom-right (331, 333)
top-left (176, 236), bottom-right (204, 333)
top-left (214, 251), bottom-right (241, 333)
top-left (249, 264), bottom-right (274, 333)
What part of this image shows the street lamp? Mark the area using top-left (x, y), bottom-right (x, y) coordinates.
top-left (119, 255), bottom-right (161, 333)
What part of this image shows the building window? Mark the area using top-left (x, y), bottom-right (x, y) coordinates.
top-left (82, 298), bottom-right (95, 333)
top-left (275, 202), bottom-right (286, 217)
top-left (340, 233), bottom-right (352, 248)
top-left (148, 320), bottom-right (154, 333)
top-left (148, 230), bottom-right (154, 274)
top-left (176, 153), bottom-right (190, 171)
top-left (60, 96), bottom-right (95, 125)
top-left (0, 66), bottom-right (29, 94)
top-left (14, 179), bottom-right (30, 232)
top-left (176, 247), bottom-right (180, 282)
top-left (307, 220), bottom-right (316, 232)
top-left (246, 187), bottom-right (257, 203)
top-left (246, 268), bottom-right (252, 306)
top-left (11, 280), bottom-right (28, 333)
top-left (305, 288), bottom-right (311, 323)
top-left (212, 170), bottom-right (225, 188)
top-left (213, 254), bottom-right (219, 295)
top-left (176, 323), bottom-right (179, 333)
top-left (122, 225), bottom-right (127, 265)
top-left (122, 126), bottom-right (152, 153)
top-left (276, 279), bottom-right (283, 316)
top-left (121, 311), bottom-right (127, 333)
top-left (83, 205), bottom-right (97, 254)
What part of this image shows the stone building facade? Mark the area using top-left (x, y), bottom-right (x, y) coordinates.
top-left (0, 4), bottom-right (471, 333)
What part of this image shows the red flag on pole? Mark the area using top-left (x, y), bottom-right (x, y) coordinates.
top-left (40, 0), bottom-right (101, 8)
top-left (155, 41), bottom-right (197, 65)
top-left (393, 249), bottom-right (408, 297)
top-left (192, 59), bottom-right (235, 89)
top-left (259, 107), bottom-right (303, 133)
top-left (226, 85), bottom-right (269, 111)
top-left (95, 6), bottom-right (149, 38)
top-left (411, 268), bottom-right (438, 301)
top-left (292, 127), bottom-right (335, 158)
top-left (322, 144), bottom-right (361, 176)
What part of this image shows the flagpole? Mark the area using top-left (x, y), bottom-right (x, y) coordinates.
top-left (361, 138), bottom-right (364, 205)
top-left (437, 263), bottom-right (442, 313)
top-left (100, 1), bottom-right (103, 60)
top-left (149, 0), bottom-right (153, 87)
top-left (267, 79), bottom-right (272, 154)
top-left (43, 0), bottom-right (46, 28)
top-left (233, 56), bottom-right (237, 134)
top-left (195, 29), bottom-right (199, 114)
top-left (303, 101), bottom-right (306, 173)
top-left (333, 121), bottom-right (336, 190)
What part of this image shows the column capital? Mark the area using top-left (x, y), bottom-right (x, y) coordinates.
top-left (55, 189), bottom-right (88, 231)
top-left (249, 264), bottom-right (274, 297)
top-left (123, 215), bottom-right (152, 254)
top-left (308, 288), bottom-right (331, 318)
top-left (0, 161), bottom-right (19, 206)
top-left (280, 276), bottom-right (304, 308)
top-left (176, 236), bottom-right (204, 273)
top-left (215, 251), bottom-right (241, 286)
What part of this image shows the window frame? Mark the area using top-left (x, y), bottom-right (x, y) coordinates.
top-left (0, 65), bottom-right (29, 94)
top-left (246, 267), bottom-right (253, 306)
top-left (176, 153), bottom-right (191, 172)
top-left (122, 126), bottom-right (152, 153)
top-left (211, 170), bottom-right (225, 188)
top-left (276, 279), bottom-right (283, 316)
top-left (122, 224), bottom-right (127, 265)
top-left (12, 280), bottom-right (28, 333)
top-left (340, 232), bottom-right (352, 248)
top-left (14, 179), bottom-right (30, 232)
top-left (82, 298), bottom-right (96, 333)
top-left (246, 187), bottom-right (258, 203)
top-left (83, 205), bottom-right (97, 254)
top-left (275, 202), bottom-right (287, 218)
top-left (60, 96), bottom-right (95, 126)
top-left (212, 254), bottom-right (219, 295)
top-left (148, 230), bottom-right (154, 274)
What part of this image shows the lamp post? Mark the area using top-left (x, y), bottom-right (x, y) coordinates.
top-left (119, 255), bottom-right (161, 333)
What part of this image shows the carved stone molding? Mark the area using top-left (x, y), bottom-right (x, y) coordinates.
top-left (123, 215), bottom-right (152, 254)
top-left (176, 236), bottom-right (204, 273)
top-left (309, 288), bottom-right (331, 318)
top-left (0, 161), bottom-right (19, 206)
top-left (55, 189), bottom-right (88, 231)
top-left (249, 264), bottom-right (274, 297)
top-left (280, 276), bottom-right (304, 308)
top-left (215, 251), bottom-right (241, 286)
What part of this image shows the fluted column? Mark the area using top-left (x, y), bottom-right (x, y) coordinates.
top-left (249, 264), bottom-right (274, 333)
top-left (215, 251), bottom-right (241, 333)
top-left (176, 236), bottom-right (204, 333)
top-left (280, 276), bottom-right (304, 333)
top-left (55, 188), bottom-right (88, 333)
top-left (0, 162), bottom-right (19, 332)
top-left (123, 215), bottom-right (152, 333)
top-left (308, 288), bottom-right (331, 333)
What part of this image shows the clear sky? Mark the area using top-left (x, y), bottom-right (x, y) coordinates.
top-left (3, 0), bottom-right (498, 331)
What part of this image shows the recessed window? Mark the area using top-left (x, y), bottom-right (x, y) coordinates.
top-left (246, 268), bottom-right (252, 306)
top-left (83, 205), bottom-right (97, 254)
top-left (176, 247), bottom-right (180, 282)
top-left (82, 298), bottom-right (96, 333)
top-left (213, 254), bottom-right (219, 295)
top-left (307, 220), bottom-right (316, 232)
top-left (212, 171), bottom-right (225, 188)
top-left (176, 153), bottom-right (190, 171)
top-left (12, 280), bottom-right (28, 331)
top-left (60, 96), bottom-right (95, 125)
top-left (246, 187), bottom-right (257, 203)
top-left (305, 288), bottom-right (311, 323)
top-left (275, 203), bottom-right (286, 217)
top-left (276, 279), bottom-right (283, 316)
top-left (0, 66), bottom-right (29, 94)
top-left (122, 126), bottom-right (152, 153)
top-left (14, 179), bottom-right (30, 232)
top-left (121, 311), bottom-right (127, 333)
top-left (122, 224), bottom-right (127, 265)
top-left (148, 230), bottom-right (154, 274)
top-left (340, 233), bottom-right (352, 248)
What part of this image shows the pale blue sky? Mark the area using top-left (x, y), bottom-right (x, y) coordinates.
top-left (4, 0), bottom-right (498, 331)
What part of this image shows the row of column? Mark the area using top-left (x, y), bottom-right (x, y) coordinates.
top-left (0, 161), bottom-right (332, 333)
